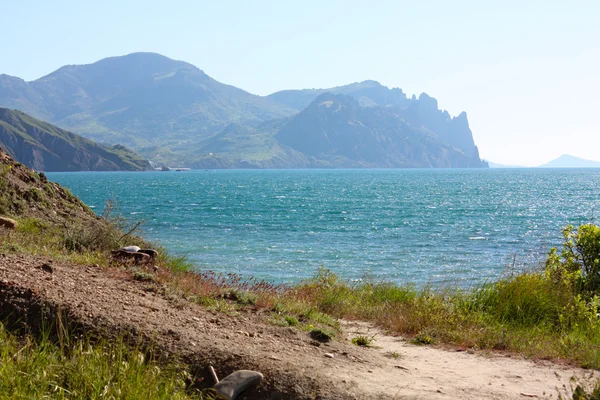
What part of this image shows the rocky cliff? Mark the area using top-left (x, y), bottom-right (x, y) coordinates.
top-left (275, 93), bottom-right (487, 168)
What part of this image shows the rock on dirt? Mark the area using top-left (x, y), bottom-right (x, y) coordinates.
top-left (0, 216), bottom-right (18, 229)
top-left (213, 370), bottom-right (264, 400)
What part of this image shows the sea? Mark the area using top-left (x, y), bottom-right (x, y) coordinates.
top-left (46, 168), bottom-right (600, 287)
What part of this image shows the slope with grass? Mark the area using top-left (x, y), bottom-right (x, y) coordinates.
top-left (0, 108), bottom-right (151, 171)
top-left (0, 147), bottom-right (599, 399)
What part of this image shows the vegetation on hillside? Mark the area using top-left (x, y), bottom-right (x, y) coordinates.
top-left (0, 108), bottom-right (151, 171)
top-left (1, 149), bottom-right (599, 398)
top-left (0, 323), bottom-right (210, 399)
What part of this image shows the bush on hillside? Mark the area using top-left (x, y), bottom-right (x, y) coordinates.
top-left (546, 224), bottom-right (600, 297)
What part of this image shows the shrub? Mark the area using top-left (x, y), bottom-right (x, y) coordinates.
top-left (546, 224), bottom-right (600, 296)
top-left (351, 334), bottom-right (376, 347)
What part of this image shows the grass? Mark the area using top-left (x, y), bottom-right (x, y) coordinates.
top-left (3, 161), bottom-right (600, 395)
top-left (309, 327), bottom-right (335, 342)
top-left (0, 322), bottom-right (209, 399)
top-left (351, 334), bottom-right (376, 347)
top-left (274, 267), bottom-right (600, 368)
top-left (4, 211), bottom-right (600, 370)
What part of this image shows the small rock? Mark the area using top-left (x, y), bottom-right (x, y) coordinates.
top-left (324, 353), bottom-right (335, 358)
top-left (39, 263), bottom-right (54, 274)
top-left (213, 370), bottom-right (264, 400)
top-left (138, 249), bottom-right (159, 259)
top-left (0, 216), bottom-right (18, 230)
top-left (120, 245), bottom-right (141, 253)
top-left (367, 369), bottom-right (373, 373)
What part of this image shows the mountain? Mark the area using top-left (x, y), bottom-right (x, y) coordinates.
top-left (0, 52), bottom-right (296, 152)
top-left (267, 80), bottom-right (412, 110)
top-left (0, 53), bottom-right (487, 168)
top-left (275, 93), bottom-right (487, 168)
top-left (181, 118), bottom-right (312, 169)
top-left (0, 108), bottom-right (151, 171)
top-left (538, 154), bottom-right (600, 168)
top-left (268, 81), bottom-right (480, 158)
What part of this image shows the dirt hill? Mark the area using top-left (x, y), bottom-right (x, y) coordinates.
top-left (0, 149), bottom-right (596, 399)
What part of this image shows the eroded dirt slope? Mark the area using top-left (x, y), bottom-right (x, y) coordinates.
top-left (0, 253), bottom-right (596, 400)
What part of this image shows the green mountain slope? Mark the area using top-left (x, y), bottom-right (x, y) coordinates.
top-left (0, 108), bottom-right (151, 171)
top-left (0, 53), bottom-right (296, 153)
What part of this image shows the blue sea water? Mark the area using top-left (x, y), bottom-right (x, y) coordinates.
top-left (46, 169), bottom-right (600, 286)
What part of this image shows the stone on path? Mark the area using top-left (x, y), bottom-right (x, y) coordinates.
top-left (213, 370), bottom-right (263, 400)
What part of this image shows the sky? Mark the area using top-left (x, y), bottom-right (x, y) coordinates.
top-left (1, 0), bottom-right (598, 166)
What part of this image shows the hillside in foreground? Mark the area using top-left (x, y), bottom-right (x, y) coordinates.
top-left (0, 148), bottom-right (598, 399)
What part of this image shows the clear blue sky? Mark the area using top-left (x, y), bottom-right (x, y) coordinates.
top-left (1, 0), bottom-right (598, 166)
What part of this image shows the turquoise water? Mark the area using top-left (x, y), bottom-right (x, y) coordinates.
top-left (47, 169), bottom-right (600, 286)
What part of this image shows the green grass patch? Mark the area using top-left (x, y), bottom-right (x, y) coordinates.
top-left (351, 334), bottom-right (376, 347)
top-left (0, 323), bottom-right (208, 399)
top-left (309, 327), bottom-right (335, 342)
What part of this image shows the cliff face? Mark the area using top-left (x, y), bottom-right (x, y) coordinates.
top-left (275, 93), bottom-right (487, 168)
top-left (269, 81), bottom-right (486, 168)
top-left (0, 108), bottom-right (151, 171)
top-left (400, 94), bottom-right (478, 158)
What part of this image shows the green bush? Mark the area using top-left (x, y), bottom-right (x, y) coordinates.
top-left (546, 224), bottom-right (600, 296)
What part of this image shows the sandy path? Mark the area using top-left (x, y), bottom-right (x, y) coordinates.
top-left (341, 321), bottom-right (596, 399)
top-left (0, 253), bottom-right (597, 399)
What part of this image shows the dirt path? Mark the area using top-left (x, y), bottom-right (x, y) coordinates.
top-left (0, 253), bottom-right (596, 399)
top-left (342, 321), bottom-right (596, 399)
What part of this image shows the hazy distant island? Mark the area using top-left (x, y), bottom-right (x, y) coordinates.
top-left (537, 154), bottom-right (600, 168)
top-left (0, 52), bottom-right (487, 169)
top-left (487, 155), bottom-right (600, 169)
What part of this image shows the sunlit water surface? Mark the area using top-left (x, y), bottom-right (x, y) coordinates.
top-left (47, 169), bottom-right (600, 286)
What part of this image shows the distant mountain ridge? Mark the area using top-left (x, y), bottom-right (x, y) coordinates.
top-left (0, 52), bottom-right (487, 168)
top-left (275, 93), bottom-right (485, 168)
top-left (0, 108), bottom-right (151, 171)
top-left (0, 53), bottom-right (296, 150)
top-left (538, 154), bottom-right (600, 168)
